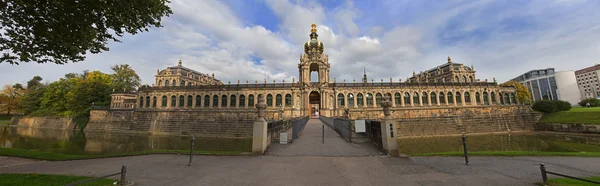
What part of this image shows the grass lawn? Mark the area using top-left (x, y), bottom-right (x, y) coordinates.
top-left (0, 147), bottom-right (245, 161)
top-left (0, 173), bottom-right (116, 186)
top-left (538, 176), bottom-right (600, 186)
top-left (412, 151), bottom-right (600, 157)
top-left (0, 120), bottom-right (9, 125)
top-left (538, 107), bottom-right (600, 124)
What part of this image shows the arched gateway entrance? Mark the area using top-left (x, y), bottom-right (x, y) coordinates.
top-left (309, 91), bottom-right (320, 118)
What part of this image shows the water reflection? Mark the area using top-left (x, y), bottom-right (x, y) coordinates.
top-left (0, 126), bottom-right (251, 154)
top-left (398, 132), bottom-right (600, 155)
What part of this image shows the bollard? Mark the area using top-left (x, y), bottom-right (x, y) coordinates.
top-left (540, 164), bottom-right (548, 186)
top-left (462, 134), bottom-right (469, 165)
top-left (188, 136), bottom-right (195, 166)
top-left (322, 124), bottom-right (324, 144)
top-left (120, 165), bottom-right (127, 186)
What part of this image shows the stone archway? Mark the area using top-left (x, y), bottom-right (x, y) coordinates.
top-left (309, 91), bottom-right (321, 118)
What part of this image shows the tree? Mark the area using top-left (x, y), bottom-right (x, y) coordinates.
top-left (500, 80), bottom-right (532, 104)
top-left (0, 0), bottom-right (172, 64)
top-left (20, 76), bottom-right (47, 115)
top-left (0, 84), bottom-right (25, 115)
top-left (111, 64), bottom-right (141, 92)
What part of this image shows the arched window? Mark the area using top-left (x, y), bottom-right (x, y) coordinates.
top-left (181, 80), bottom-right (185, 86)
top-left (375, 93), bottom-right (382, 106)
top-left (454, 76), bottom-right (459, 82)
top-left (422, 92), bottom-right (428, 105)
top-left (275, 94), bottom-right (282, 107)
top-left (267, 94), bottom-right (273, 107)
top-left (456, 92), bottom-right (462, 104)
top-left (483, 92), bottom-right (489, 105)
top-left (212, 95), bottom-right (218, 107)
top-left (447, 92), bottom-right (454, 104)
top-left (240, 95), bottom-right (246, 107)
top-left (165, 80), bottom-right (170, 87)
top-left (499, 93), bottom-right (505, 104)
top-left (510, 93), bottom-right (517, 104)
top-left (162, 96), bottom-right (167, 107)
top-left (204, 95), bottom-right (210, 107)
top-left (230, 95), bottom-right (236, 107)
top-left (469, 76), bottom-right (474, 82)
top-left (248, 95), bottom-right (255, 107)
top-left (171, 96), bottom-right (177, 107)
top-left (187, 95), bottom-right (193, 107)
top-left (404, 92), bottom-right (410, 105)
top-left (139, 97), bottom-right (144, 107)
top-left (158, 80), bottom-right (162, 86)
top-left (222, 95), bottom-right (227, 107)
top-left (413, 92), bottom-right (419, 105)
top-left (179, 95), bottom-right (185, 107)
top-left (338, 93), bottom-right (345, 107)
top-left (430, 92), bottom-right (437, 104)
top-left (504, 93), bottom-right (510, 105)
top-left (172, 80), bottom-right (176, 86)
top-left (464, 92), bottom-right (471, 103)
top-left (196, 95), bottom-right (202, 107)
top-left (357, 93), bottom-right (364, 106)
top-left (285, 94), bottom-right (292, 107)
top-left (152, 96), bottom-right (157, 107)
top-left (347, 93), bottom-right (354, 107)
top-left (145, 96), bottom-right (150, 107)
top-left (188, 82), bottom-right (192, 86)
top-left (439, 92), bottom-right (445, 104)
top-left (476, 92), bottom-right (481, 104)
top-left (462, 76), bottom-right (467, 83)
top-left (394, 93), bottom-right (401, 105)
top-left (491, 92), bottom-right (496, 104)
top-left (366, 93), bottom-right (373, 106)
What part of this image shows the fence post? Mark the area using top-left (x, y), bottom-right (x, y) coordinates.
top-left (540, 164), bottom-right (548, 186)
top-left (322, 124), bottom-right (324, 144)
top-left (462, 134), bottom-right (469, 165)
top-left (188, 136), bottom-right (195, 166)
top-left (349, 120), bottom-right (353, 143)
top-left (120, 165), bottom-right (127, 186)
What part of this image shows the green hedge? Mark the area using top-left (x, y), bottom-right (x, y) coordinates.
top-left (579, 98), bottom-right (600, 107)
top-left (532, 100), bottom-right (571, 113)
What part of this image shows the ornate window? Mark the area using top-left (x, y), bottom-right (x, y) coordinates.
top-left (462, 76), bottom-right (467, 83)
top-left (430, 92), bottom-right (437, 104)
top-left (221, 95), bottom-right (227, 107)
top-left (230, 95), bottom-right (236, 107)
top-left (347, 93), bottom-right (354, 107)
top-left (196, 95), bottom-right (202, 107)
top-left (469, 76), bottom-right (474, 82)
top-left (172, 80), bottom-right (176, 86)
top-left (267, 94), bottom-right (273, 107)
top-left (179, 95), bottom-right (185, 107)
top-left (499, 93), bottom-right (505, 104)
top-left (285, 94), bottom-right (292, 107)
top-left (394, 93), bottom-right (401, 105)
top-left (165, 80), bottom-right (170, 87)
top-left (464, 92), bottom-right (471, 103)
top-left (413, 92), bottom-right (419, 105)
top-left (276, 94), bottom-right (282, 107)
top-left (439, 92), bottom-right (445, 104)
top-left (240, 95), bottom-right (246, 107)
top-left (483, 92), bottom-right (489, 105)
top-left (187, 95), bottom-right (193, 107)
top-left (181, 80), bottom-right (185, 86)
top-left (171, 96), bottom-right (176, 107)
top-left (162, 96), bottom-right (167, 107)
top-left (152, 96), bottom-right (157, 107)
top-left (145, 96), bottom-right (150, 107)
top-left (139, 97), bottom-right (144, 107)
top-left (504, 93), bottom-right (510, 105)
top-left (491, 92), bottom-right (496, 104)
top-left (454, 76), bottom-right (459, 82)
top-left (456, 92), bottom-right (462, 104)
top-left (422, 92), bottom-right (428, 105)
top-left (338, 93), bottom-right (345, 107)
top-left (248, 95), bottom-right (255, 107)
top-left (510, 93), bottom-right (517, 104)
top-left (204, 95), bottom-right (210, 107)
top-left (375, 93), bottom-right (382, 106)
top-left (212, 95), bottom-right (218, 107)
top-left (366, 93), bottom-right (373, 106)
top-left (357, 93), bottom-right (364, 106)
top-left (158, 80), bottom-right (162, 86)
top-left (404, 92), bottom-right (410, 105)
top-left (447, 92), bottom-right (454, 104)
top-left (476, 92), bottom-right (481, 104)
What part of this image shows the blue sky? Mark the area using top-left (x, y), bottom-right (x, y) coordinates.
top-left (2, 0), bottom-right (600, 86)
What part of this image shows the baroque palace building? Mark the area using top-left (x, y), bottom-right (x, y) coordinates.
top-left (110, 23), bottom-right (519, 119)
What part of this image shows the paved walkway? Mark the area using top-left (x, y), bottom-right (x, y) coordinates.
top-left (266, 119), bottom-right (383, 157)
top-left (1, 155), bottom-right (599, 186)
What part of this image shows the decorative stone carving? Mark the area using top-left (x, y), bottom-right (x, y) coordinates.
top-left (381, 94), bottom-right (392, 118)
top-left (256, 95), bottom-right (267, 119)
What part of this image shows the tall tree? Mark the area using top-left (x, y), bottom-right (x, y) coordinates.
top-left (20, 76), bottom-right (47, 115)
top-left (111, 64), bottom-right (141, 92)
top-left (0, 84), bottom-right (25, 115)
top-left (0, 0), bottom-right (172, 64)
top-left (501, 80), bottom-right (533, 104)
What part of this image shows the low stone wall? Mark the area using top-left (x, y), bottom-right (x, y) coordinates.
top-left (10, 117), bottom-right (75, 129)
top-left (85, 109), bottom-right (282, 138)
top-left (535, 123), bottom-right (600, 134)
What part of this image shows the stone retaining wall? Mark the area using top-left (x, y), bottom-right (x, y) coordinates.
top-left (535, 123), bottom-right (600, 134)
top-left (10, 117), bottom-right (75, 130)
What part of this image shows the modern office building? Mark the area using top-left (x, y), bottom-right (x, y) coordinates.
top-left (511, 68), bottom-right (581, 105)
top-left (575, 64), bottom-right (600, 99)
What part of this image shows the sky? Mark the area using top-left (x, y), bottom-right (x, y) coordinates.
top-left (2, 0), bottom-right (600, 86)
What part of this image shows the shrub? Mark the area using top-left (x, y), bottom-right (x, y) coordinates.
top-left (578, 98), bottom-right (600, 107)
top-left (532, 100), bottom-right (572, 113)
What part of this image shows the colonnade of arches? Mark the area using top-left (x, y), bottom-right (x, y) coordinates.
top-left (336, 90), bottom-right (517, 108)
top-left (137, 93), bottom-right (293, 109)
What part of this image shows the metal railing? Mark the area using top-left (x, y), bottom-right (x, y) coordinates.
top-left (64, 165), bottom-right (128, 186)
top-left (539, 164), bottom-right (600, 185)
top-left (320, 116), bottom-right (354, 142)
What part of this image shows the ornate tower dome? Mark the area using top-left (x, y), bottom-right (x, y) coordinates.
top-left (304, 23), bottom-right (324, 55)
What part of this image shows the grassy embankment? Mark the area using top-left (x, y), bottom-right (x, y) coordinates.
top-left (0, 148), bottom-right (245, 161)
top-left (0, 174), bottom-right (116, 186)
top-left (537, 176), bottom-right (600, 186)
top-left (538, 107), bottom-right (600, 125)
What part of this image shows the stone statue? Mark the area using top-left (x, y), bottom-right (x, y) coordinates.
top-left (381, 94), bottom-right (392, 118)
top-left (256, 95), bottom-right (267, 120)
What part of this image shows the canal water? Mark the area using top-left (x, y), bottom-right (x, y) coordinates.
top-left (0, 126), bottom-right (251, 155)
top-left (398, 132), bottom-right (600, 155)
